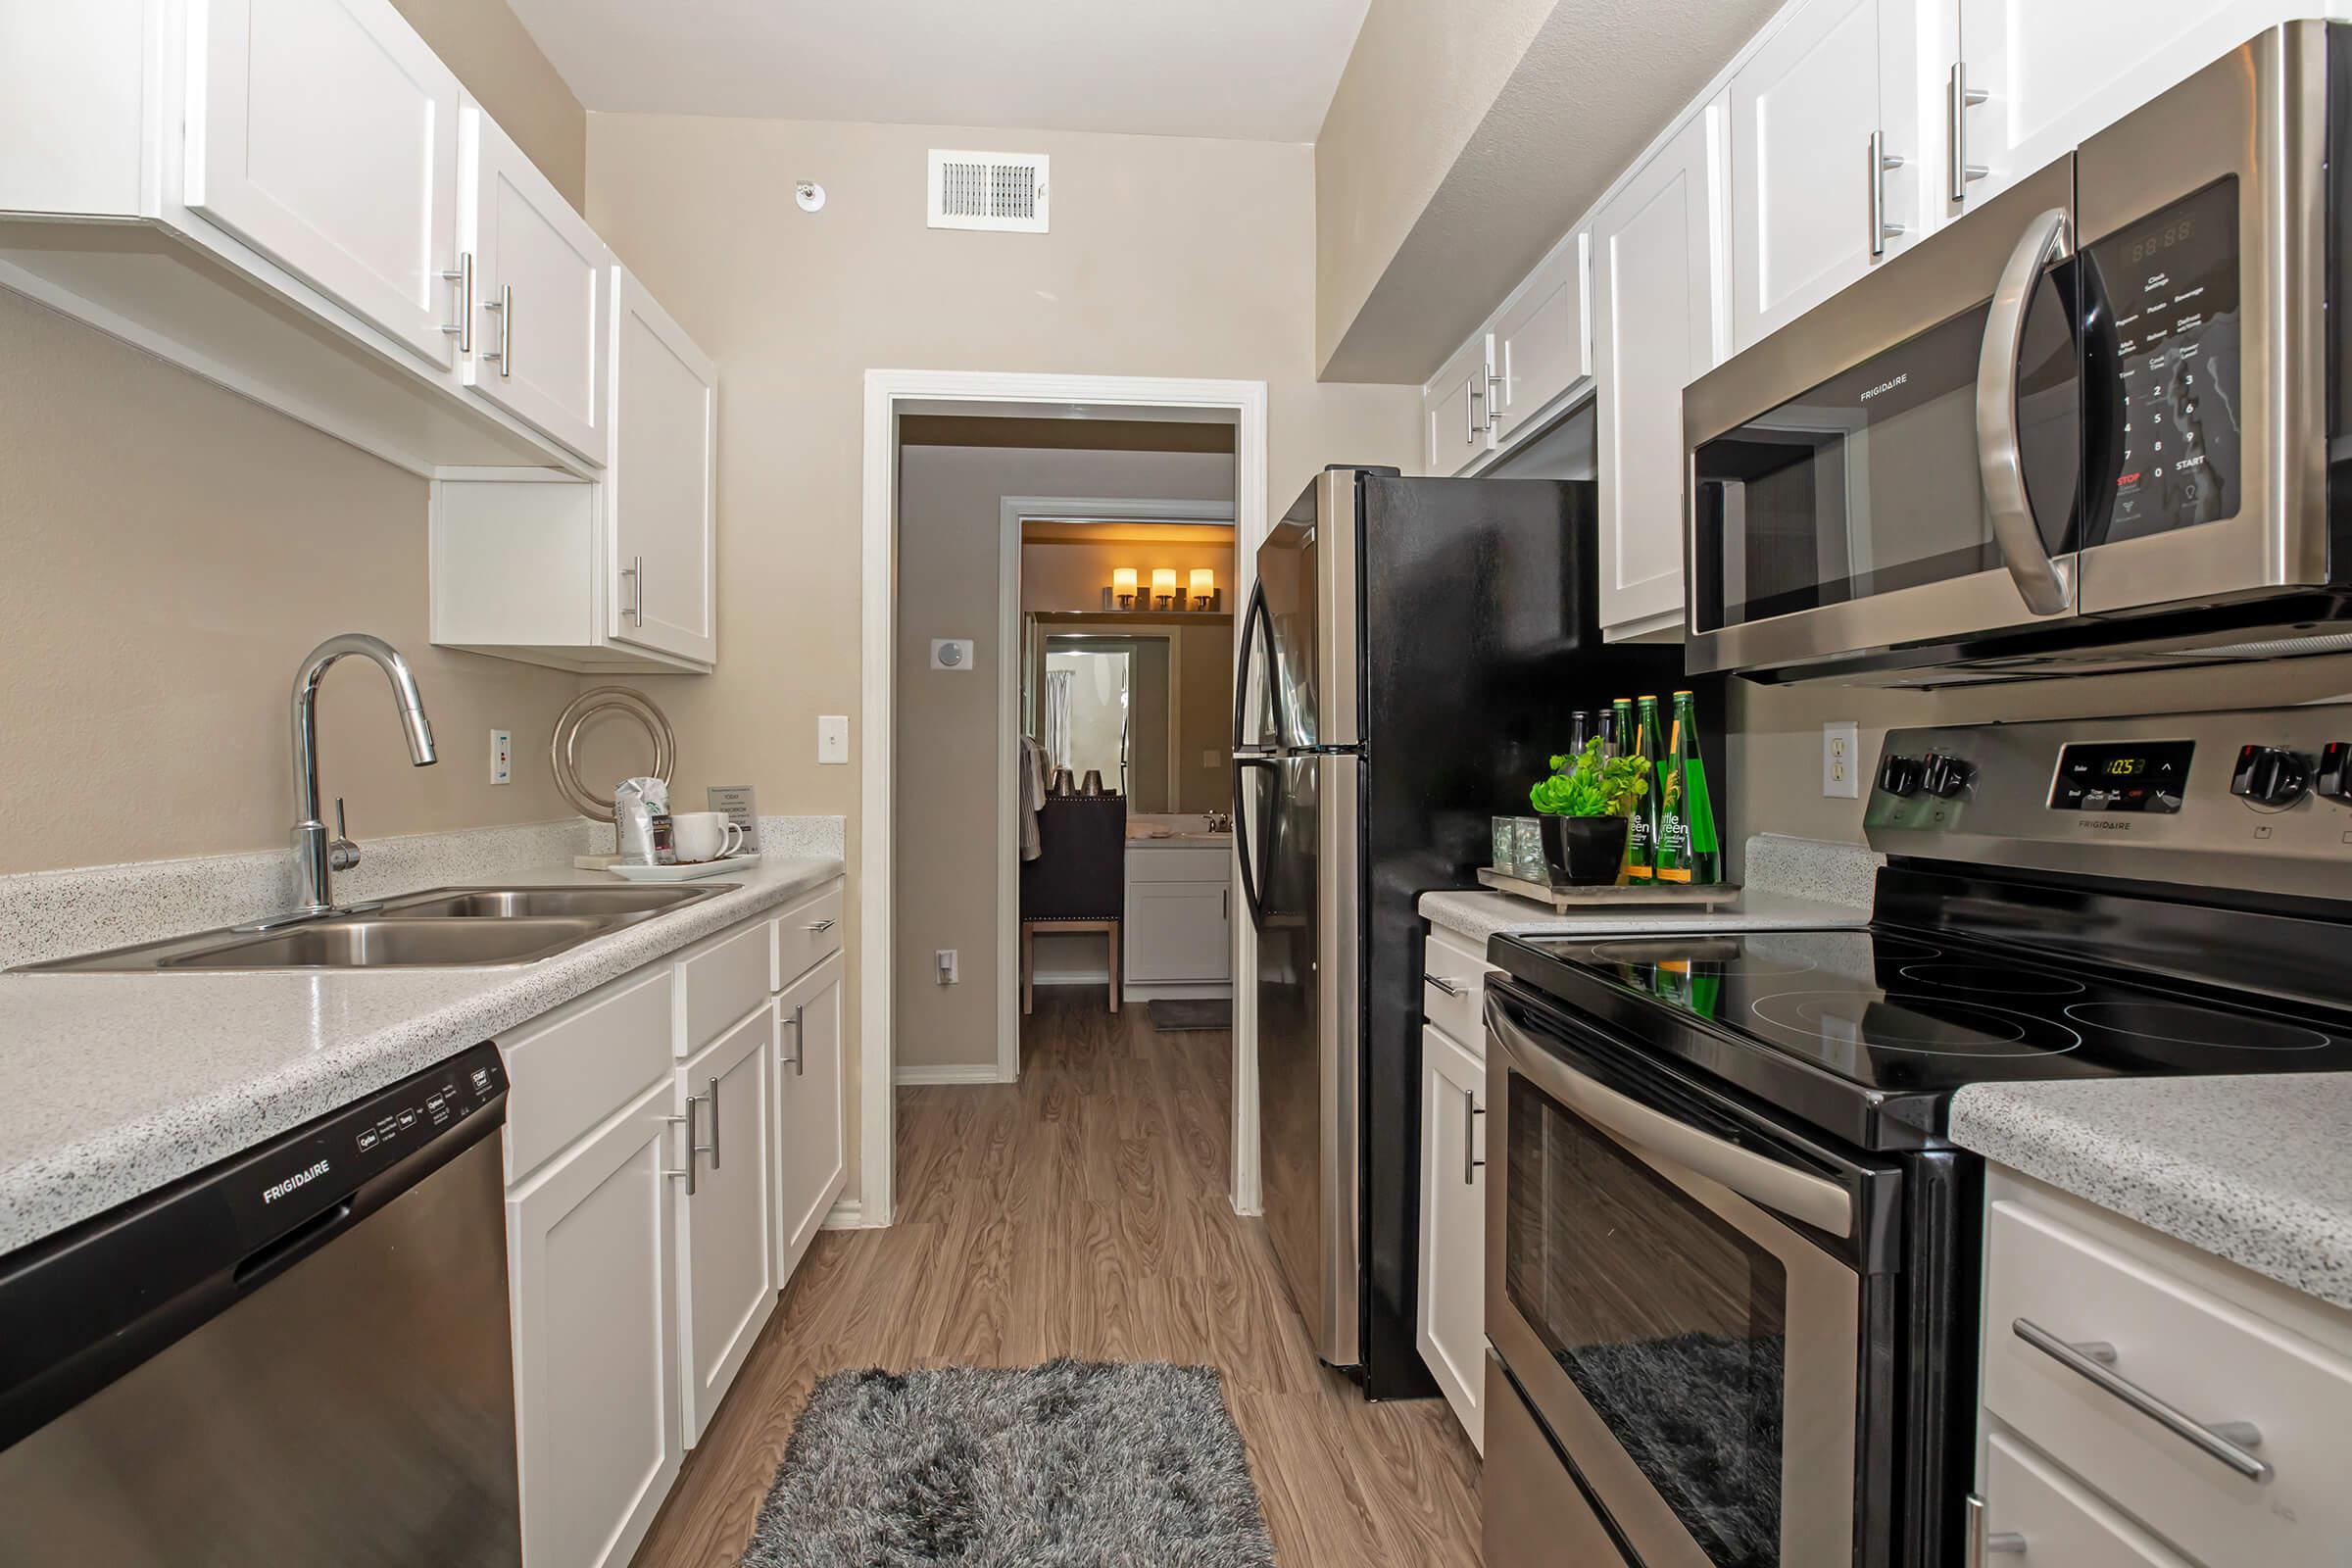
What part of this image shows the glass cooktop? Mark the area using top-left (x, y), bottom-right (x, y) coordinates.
top-left (1501, 926), bottom-right (2352, 1102)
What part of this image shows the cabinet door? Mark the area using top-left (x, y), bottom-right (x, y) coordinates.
top-left (508, 1078), bottom-right (681, 1568)
top-left (674, 1004), bottom-right (774, 1445)
top-left (1493, 233), bottom-right (1590, 442)
top-left (1417, 1023), bottom-right (1487, 1452)
top-left (185, 0), bottom-right (461, 367)
top-left (1126, 881), bottom-right (1232, 984)
top-left (460, 104), bottom-right (612, 464)
top-left (1952, 0), bottom-right (2291, 216)
top-left (609, 270), bottom-right (718, 663)
top-left (1422, 333), bottom-right (1494, 475)
top-left (774, 956), bottom-right (846, 1283)
top-left (1592, 101), bottom-right (1729, 637)
top-left (1730, 0), bottom-right (1933, 350)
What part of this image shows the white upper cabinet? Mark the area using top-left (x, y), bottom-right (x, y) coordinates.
top-left (459, 104), bottom-right (612, 466)
top-left (1730, 0), bottom-right (1936, 350)
top-left (184, 0), bottom-right (463, 368)
top-left (1592, 99), bottom-right (1729, 638)
top-left (1491, 231), bottom-right (1591, 443)
top-left (608, 270), bottom-right (718, 663)
top-left (1950, 0), bottom-right (2301, 218)
top-left (1422, 332), bottom-right (1495, 475)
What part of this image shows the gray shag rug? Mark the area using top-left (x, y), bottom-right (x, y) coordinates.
top-left (740, 1359), bottom-right (1275, 1568)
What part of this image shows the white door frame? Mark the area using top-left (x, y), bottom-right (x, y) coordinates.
top-left (996, 496), bottom-right (1238, 1084)
top-left (858, 370), bottom-right (1269, 1230)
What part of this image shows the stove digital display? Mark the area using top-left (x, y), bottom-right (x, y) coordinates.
top-left (2050, 740), bottom-right (2192, 813)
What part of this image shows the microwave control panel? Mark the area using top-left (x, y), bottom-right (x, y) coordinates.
top-left (2088, 176), bottom-right (2242, 543)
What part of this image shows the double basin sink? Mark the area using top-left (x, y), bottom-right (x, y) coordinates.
top-left (23, 884), bottom-right (737, 973)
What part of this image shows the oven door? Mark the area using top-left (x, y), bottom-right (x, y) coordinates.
top-left (1684, 155), bottom-right (2084, 679)
top-left (1485, 981), bottom-right (1900, 1568)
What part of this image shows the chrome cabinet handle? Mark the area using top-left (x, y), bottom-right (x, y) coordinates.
top-left (663, 1096), bottom-right (701, 1195)
top-left (1963, 1495), bottom-right (2025, 1563)
top-left (1485, 370), bottom-right (1505, 433)
top-left (1867, 130), bottom-right (1906, 258)
top-left (2011, 1318), bottom-right (2273, 1483)
top-left (1949, 63), bottom-right (1989, 203)
top-left (808, 917), bottom-right (835, 933)
top-left (1463, 1089), bottom-right (1486, 1185)
top-left (1492, 1002), bottom-right (1856, 1236)
top-left (1424, 973), bottom-right (1464, 997)
top-left (705, 1074), bottom-right (721, 1169)
top-left (1976, 208), bottom-right (2073, 616)
top-left (632, 556), bottom-right (645, 624)
top-left (1221, 887), bottom-right (1230, 923)
top-left (785, 1004), bottom-right (807, 1075)
top-left (1465, 374), bottom-right (1481, 445)
top-left (481, 282), bottom-right (513, 378)
top-left (439, 251), bottom-right (473, 352)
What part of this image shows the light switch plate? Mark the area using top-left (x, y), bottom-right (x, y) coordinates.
top-left (1823, 720), bottom-right (1860, 799)
top-left (489, 729), bottom-right (512, 785)
top-left (818, 714), bottom-right (850, 764)
top-left (930, 638), bottom-right (974, 671)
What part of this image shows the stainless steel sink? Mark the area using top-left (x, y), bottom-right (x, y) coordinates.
top-left (377, 885), bottom-right (718, 920)
top-left (16, 882), bottom-right (738, 972)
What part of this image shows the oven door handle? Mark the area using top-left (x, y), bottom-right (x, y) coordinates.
top-left (1493, 1007), bottom-right (1855, 1238)
top-left (1975, 206), bottom-right (2074, 617)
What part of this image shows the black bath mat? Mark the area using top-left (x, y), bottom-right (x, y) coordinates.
top-left (741, 1359), bottom-right (1274, 1567)
top-left (1146, 999), bottom-right (1233, 1032)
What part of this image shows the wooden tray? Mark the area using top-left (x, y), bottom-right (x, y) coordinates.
top-left (1476, 866), bottom-right (1740, 911)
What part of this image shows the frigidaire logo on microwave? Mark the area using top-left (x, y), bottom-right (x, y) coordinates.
top-left (1860, 372), bottom-right (1909, 402)
top-left (262, 1159), bottom-right (331, 1204)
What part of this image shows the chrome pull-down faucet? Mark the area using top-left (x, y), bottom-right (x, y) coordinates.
top-left (288, 634), bottom-right (437, 916)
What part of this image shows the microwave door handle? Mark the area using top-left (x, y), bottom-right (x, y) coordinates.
top-left (1976, 207), bottom-right (2075, 616)
top-left (1491, 1005), bottom-right (1855, 1238)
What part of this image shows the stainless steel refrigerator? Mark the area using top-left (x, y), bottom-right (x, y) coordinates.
top-left (1234, 466), bottom-right (1703, 1398)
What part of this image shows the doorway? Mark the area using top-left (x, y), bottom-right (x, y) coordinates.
top-left (859, 372), bottom-right (1268, 1231)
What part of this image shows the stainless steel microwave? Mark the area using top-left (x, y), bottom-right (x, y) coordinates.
top-left (1684, 23), bottom-right (2343, 687)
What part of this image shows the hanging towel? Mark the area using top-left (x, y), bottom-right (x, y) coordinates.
top-left (1019, 734), bottom-right (1050, 860)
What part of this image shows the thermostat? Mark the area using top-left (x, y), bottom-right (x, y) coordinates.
top-left (931, 639), bottom-right (974, 670)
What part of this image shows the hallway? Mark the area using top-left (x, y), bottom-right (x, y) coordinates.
top-left (632, 989), bottom-right (1483, 1566)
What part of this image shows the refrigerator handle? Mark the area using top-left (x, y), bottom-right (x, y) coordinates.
top-left (1232, 756), bottom-right (1277, 928)
top-left (1233, 582), bottom-right (1280, 752)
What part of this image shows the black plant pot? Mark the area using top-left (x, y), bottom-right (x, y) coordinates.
top-left (1539, 814), bottom-right (1629, 887)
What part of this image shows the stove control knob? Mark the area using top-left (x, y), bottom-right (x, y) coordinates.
top-left (2230, 745), bottom-right (2311, 808)
top-left (1921, 753), bottom-right (1974, 799)
top-left (2318, 743), bottom-right (2352, 804)
top-left (1878, 755), bottom-right (1924, 798)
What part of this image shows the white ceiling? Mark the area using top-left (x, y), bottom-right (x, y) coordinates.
top-left (508, 0), bottom-right (1373, 142)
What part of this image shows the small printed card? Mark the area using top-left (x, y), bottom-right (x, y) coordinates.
top-left (706, 785), bottom-right (761, 853)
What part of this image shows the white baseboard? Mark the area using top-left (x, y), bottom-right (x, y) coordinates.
top-left (821, 1198), bottom-right (874, 1230)
top-left (894, 1063), bottom-right (1016, 1086)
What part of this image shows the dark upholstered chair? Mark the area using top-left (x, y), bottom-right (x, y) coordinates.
top-left (1020, 796), bottom-right (1127, 1012)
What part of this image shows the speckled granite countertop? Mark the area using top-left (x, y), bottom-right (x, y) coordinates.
top-left (1420, 832), bottom-right (1879, 946)
top-left (1949, 1076), bottom-right (2352, 1312)
top-left (0, 853), bottom-right (845, 1255)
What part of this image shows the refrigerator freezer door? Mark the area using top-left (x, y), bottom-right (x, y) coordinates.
top-left (1234, 582), bottom-right (1282, 753)
top-left (1255, 751), bottom-right (1360, 1370)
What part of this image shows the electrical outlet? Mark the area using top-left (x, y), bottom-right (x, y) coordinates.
top-left (489, 728), bottom-right (512, 785)
top-left (936, 949), bottom-right (959, 985)
top-left (817, 714), bottom-right (850, 764)
top-left (1823, 721), bottom-right (1860, 799)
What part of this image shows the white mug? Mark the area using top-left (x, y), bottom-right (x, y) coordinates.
top-left (672, 811), bottom-right (746, 863)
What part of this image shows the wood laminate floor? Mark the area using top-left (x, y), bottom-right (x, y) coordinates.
top-left (631, 987), bottom-right (1484, 1567)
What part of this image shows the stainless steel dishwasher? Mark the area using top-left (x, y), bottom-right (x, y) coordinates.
top-left (0, 1043), bottom-right (519, 1565)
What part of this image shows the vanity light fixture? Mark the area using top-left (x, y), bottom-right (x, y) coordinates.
top-left (1112, 566), bottom-right (1138, 610)
top-left (1152, 567), bottom-right (1178, 611)
top-left (1190, 567), bottom-right (1215, 611)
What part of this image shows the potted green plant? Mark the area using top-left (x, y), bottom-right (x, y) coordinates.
top-left (1529, 738), bottom-right (1651, 885)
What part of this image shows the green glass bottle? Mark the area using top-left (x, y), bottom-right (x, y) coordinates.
top-left (1657, 690), bottom-right (1721, 886)
top-left (1608, 697), bottom-right (1635, 761)
top-left (1627, 695), bottom-right (1664, 883)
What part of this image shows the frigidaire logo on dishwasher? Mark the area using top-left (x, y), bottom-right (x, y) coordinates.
top-left (262, 1159), bottom-right (331, 1204)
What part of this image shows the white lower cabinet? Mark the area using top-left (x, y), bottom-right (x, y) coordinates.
top-left (774, 953), bottom-right (847, 1281)
top-left (1417, 1020), bottom-right (1488, 1452)
top-left (675, 1003), bottom-right (776, 1446)
top-left (507, 1076), bottom-right (680, 1568)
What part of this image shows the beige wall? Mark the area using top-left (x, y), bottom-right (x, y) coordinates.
top-left (1727, 660), bottom-right (2352, 854)
top-left (1314, 0), bottom-right (1553, 375)
top-left (893, 445), bottom-right (1236, 1073)
top-left (389, 0), bottom-right (587, 210)
top-left (0, 290), bottom-right (587, 874)
top-left (587, 113), bottom-right (1418, 1179)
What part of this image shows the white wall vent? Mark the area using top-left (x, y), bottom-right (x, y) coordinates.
top-left (927, 150), bottom-right (1050, 233)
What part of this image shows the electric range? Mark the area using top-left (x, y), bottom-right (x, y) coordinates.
top-left (1480, 705), bottom-right (2352, 1568)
